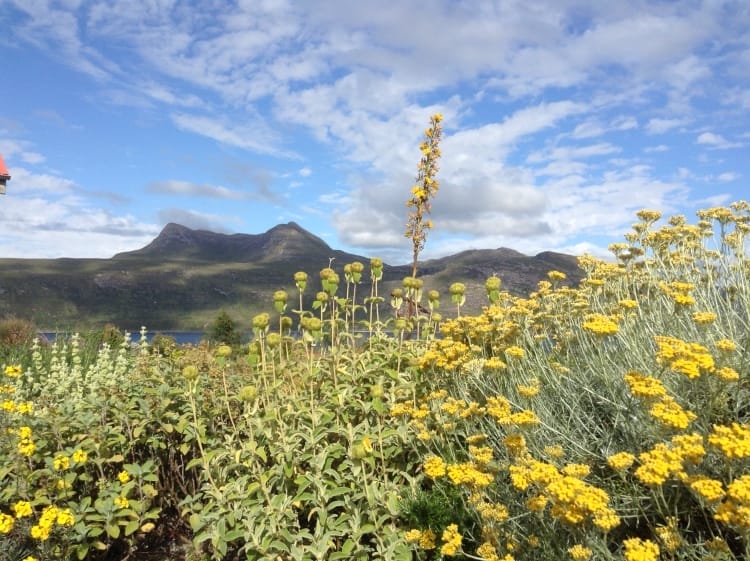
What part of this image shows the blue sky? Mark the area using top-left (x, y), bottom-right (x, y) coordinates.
top-left (0, 1), bottom-right (748, 262)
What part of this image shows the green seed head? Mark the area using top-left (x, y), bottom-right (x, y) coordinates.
top-left (182, 365), bottom-right (199, 381)
top-left (216, 344), bottom-right (232, 357)
top-left (485, 276), bottom-right (501, 291)
top-left (252, 313), bottom-right (270, 330)
top-left (239, 385), bottom-right (258, 402)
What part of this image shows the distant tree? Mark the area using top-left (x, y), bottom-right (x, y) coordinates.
top-left (207, 310), bottom-right (241, 346)
top-left (150, 332), bottom-right (178, 356)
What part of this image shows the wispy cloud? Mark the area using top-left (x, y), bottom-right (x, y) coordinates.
top-left (696, 132), bottom-right (743, 150)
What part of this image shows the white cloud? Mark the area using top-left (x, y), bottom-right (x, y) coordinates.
top-left (171, 113), bottom-right (296, 158)
top-left (148, 180), bottom-right (252, 200)
top-left (156, 208), bottom-right (235, 233)
top-left (646, 118), bottom-right (687, 134)
top-left (717, 172), bottom-right (740, 182)
top-left (696, 132), bottom-right (742, 149)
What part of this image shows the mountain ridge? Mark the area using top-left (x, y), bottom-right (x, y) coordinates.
top-left (0, 222), bottom-right (584, 330)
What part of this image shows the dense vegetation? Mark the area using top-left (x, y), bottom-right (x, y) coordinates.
top-left (0, 201), bottom-right (748, 561)
top-left (1, 115), bottom-right (748, 560)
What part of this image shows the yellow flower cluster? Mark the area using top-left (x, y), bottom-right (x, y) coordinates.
top-left (713, 366), bottom-right (740, 381)
top-left (607, 451), bottom-right (636, 472)
top-left (516, 378), bottom-right (540, 398)
top-left (419, 338), bottom-right (472, 371)
top-left (687, 476), bottom-right (725, 503)
top-left (504, 346), bottom-right (525, 358)
top-left (12, 500), bottom-right (33, 518)
top-left (446, 462), bottom-right (494, 488)
top-left (423, 455), bottom-right (447, 479)
top-left (404, 528), bottom-right (436, 550)
top-left (54, 454), bottom-right (70, 470)
top-left (715, 338), bottom-right (737, 352)
top-left (30, 505), bottom-right (75, 541)
top-left (658, 281), bottom-right (695, 306)
top-left (654, 335), bottom-right (714, 379)
top-left (509, 456), bottom-right (619, 530)
top-left (692, 311), bottom-right (717, 325)
top-left (4, 365), bottom-right (21, 377)
top-left (0, 512), bottom-right (14, 533)
top-left (473, 499), bottom-right (509, 523)
top-left (648, 396), bottom-right (696, 430)
top-left (568, 544), bottom-right (592, 560)
top-left (469, 445), bottom-right (494, 465)
top-left (655, 517), bottom-right (682, 553)
top-left (440, 524), bottom-right (462, 556)
top-left (708, 422), bottom-right (750, 459)
top-left (634, 433), bottom-right (705, 486)
top-left (582, 313), bottom-right (619, 336)
top-left (623, 537), bottom-right (660, 561)
top-left (72, 448), bottom-right (88, 464)
top-left (623, 371), bottom-right (666, 399)
top-left (714, 475), bottom-right (750, 530)
top-left (16, 426), bottom-right (35, 457)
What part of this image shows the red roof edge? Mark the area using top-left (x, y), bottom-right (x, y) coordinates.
top-left (0, 153), bottom-right (9, 177)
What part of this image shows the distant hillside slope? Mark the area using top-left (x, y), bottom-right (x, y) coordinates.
top-left (0, 223), bottom-right (583, 330)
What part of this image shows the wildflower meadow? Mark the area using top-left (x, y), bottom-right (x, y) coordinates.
top-left (0, 116), bottom-right (748, 560)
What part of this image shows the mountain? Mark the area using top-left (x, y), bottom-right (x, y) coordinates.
top-left (0, 223), bottom-right (584, 331)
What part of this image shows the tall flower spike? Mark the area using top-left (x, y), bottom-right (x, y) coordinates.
top-left (405, 113), bottom-right (443, 278)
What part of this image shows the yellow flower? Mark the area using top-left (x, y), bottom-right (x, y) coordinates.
top-left (114, 496), bottom-right (129, 509)
top-left (12, 501), bottom-right (33, 518)
top-left (54, 454), bottom-right (70, 471)
top-left (526, 494), bottom-right (548, 513)
top-left (544, 444), bottom-right (565, 458)
top-left (440, 524), bottom-right (462, 556)
top-left (562, 463), bottom-right (591, 478)
top-left (72, 449), bottom-right (88, 464)
top-left (447, 462), bottom-right (493, 488)
top-left (623, 537), bottom-right (660, 561)
top-left (22, 556), bottom-right (40, 561)
top-left (419, 528), bottom-right (436, 550)
top-left (56, 508), bottom-right (75, 526)
top-left (548, 270), bottom-right (567, 281)
top-left (692, 311), bottom-right (717, 324)
top-left (624, 371), bottom-right (666, 399)
top-left (18, 426), bottom-right (32, 439)
top-left (582, 314), bottom-right (619, 336)
top-left (715, 338), bottom-right (737, 352)
top-left (649, 396), bottom-right (696, 430)
top-left (118, 470), bottom-right (131, 484)
top-left (1, 399), bottom-right (16, 412)
top-left (4, 365), bottom-right (21, 377)
top-left (30, 524), bottom-right (51, 541)
top-left (608, 452), bottom-right (636, 471)
top-left (708, 423), bottom-right (750, 459)
top-left (502, 433), bottom-right (526, 456)
top-left (468, 445), bottom-right (493, 465)
top-left (568, 544), bottom-right (592, 560)
top-left (689, 477), bottom-right (725, 502)
top-left (16, 401), bottom-right (33, 414)
top-left (714, 366), bottom-right (739, 382)
top-left (404, 529), bottom-right (422, 543)
top-left (505, 346), bottom-right (525, 358)
top-left (423, 456), bottom-right (447, 479)
top-left (18, 438), bottom-right (36, 457)
top-left (655, 517), bottom-right (682, 553)
top-left (0, 513), bottom-right (14, 533)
